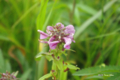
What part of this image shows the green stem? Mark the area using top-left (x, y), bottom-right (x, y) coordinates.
top-left (51, 56), bottom-right (67, 80)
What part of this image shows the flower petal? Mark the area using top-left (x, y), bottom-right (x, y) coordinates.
top-left (56, 23), bottom-right (64, 29)
top-left (38, 30), bottom-right (49, 39)
top-left (63, 37), bottom-right (72, 49)
top-left (46, 26), bottom-right (53, 34)
top-left (48, 41), bottom-right (60, 49)
top-left (66, 33), bottom-right (74, 39)
top-left (49, 36), bottom-right (56, 42)
top-left (66, 34), bottom-right (75, 43)
top-left (47, 26), bottom-right (53, 30)
top-left (64, 44), bottom-right (70, 49)
top-left (65, 25), bottom-right (75, 34)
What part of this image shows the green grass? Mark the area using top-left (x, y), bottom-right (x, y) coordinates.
top-left (0, 0), bottom-right (120, 80)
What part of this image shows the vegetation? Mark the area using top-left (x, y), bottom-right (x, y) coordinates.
top-left (0, 0), bottom-right (120, 80)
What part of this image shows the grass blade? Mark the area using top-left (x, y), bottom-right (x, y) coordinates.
top-left (74, 0), bottom-right (117, 39)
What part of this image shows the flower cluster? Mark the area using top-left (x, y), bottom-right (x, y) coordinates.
top-left (0, 72), bottom-right (17, 80)
top-left (38, 23), bottom-right (75, 49)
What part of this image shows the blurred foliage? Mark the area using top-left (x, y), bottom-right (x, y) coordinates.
top-left (0, 0), bottom-right (120, 80)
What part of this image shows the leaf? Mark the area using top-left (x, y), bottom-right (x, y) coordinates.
top-left (9, 0), bottom-right (21, 16)
top-left (12, 3), bottom-right (39, 29)
top-left (86, 75), bottom-right (103, 79)
top-left (13, 71), bottom-right (19, 77)
top-left (106, 73), bottom-right (120, 80)
top-left (35, 52), bottom-right (49, 61)
top-left (39, 73), bottom-right (52, 80)
top-left (54, 59), bottom-right (63, 70)
top-left (37, 57), bottom-right (46, 79)
top-left (73, 66), bottom-right (120, 76)
top-left (0, 49), bottom-right (5, 72)
top-left (45, 55), bottom-right (53, 61)
top-left (0, 35), bottom-right (9, 41)
top-left (42, 0), bottom-right (58, 31)
top-left (67, 64), bottom-right (80, 70)
top-left (0, 25), bottom-right (8, 34)
top-left (77, 4), bottom-right (97, 15)
top-left (74, 0), bottom-right (117, 39)
top-left (74, 7), bottom-right (81, 26)
top-left (20, 69), bottom-right (31, 80)
top-left (37, 0), bottom-right (49, 30)
top-left (5, 60), bottom-right (11, 72)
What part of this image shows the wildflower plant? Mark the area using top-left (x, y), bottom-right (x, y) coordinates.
top-left (0, 71), bottom-right (18, 80)
top-left (36, 23), bottom-right (80, 80)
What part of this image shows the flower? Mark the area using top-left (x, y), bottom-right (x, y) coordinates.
top-left (38, 23), bottom-right (75, 49)
top-left (0, 72), bottom-right (17, 80)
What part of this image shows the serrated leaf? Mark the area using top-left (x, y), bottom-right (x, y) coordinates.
top-left (73, 66), bottom-right (120, 76)
top-left (35, 52), bottom-right (48, 61)
top-left (45, 55), bottom-right (53, 61)
top-left (86, 75), bottom-right (103, 79)
top-left (35, 52), bottom-right (52, 61)
top-left (106, 73), bottom-right (120, 80)
top-left (67, 64), bottom-right (80, 70)
top-left (39, 73), bottom-right (52, 80)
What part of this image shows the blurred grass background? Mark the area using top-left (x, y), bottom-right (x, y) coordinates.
top-left (0, 0), bottom-right (120, 80)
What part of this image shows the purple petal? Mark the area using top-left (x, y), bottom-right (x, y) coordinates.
top-left (66, 34), bottom-right (75, 43)
top-left (49, 36), bottom-right (56, 42)
top-left (46, 26), bottom-right (53, 34)
top-left (38, 30), bottom-right (49, 39)
top-left (48, 41), bottom-right (60, 49)
top-left (65, 25), bottom-right (75, 34)
top-left (72, 40), bottom-right (75, 43)
top-left (56, 23), bottom-right (64, 29)
top-left (66, 33), bottom-right (74, 39)
top-left (64, 44), bottom-right (70, 49)
top-left (63, 37), bottom-right (72, 49)
top-left (47, 26), bottom-right (53, 31)
top-left (12, 75), bottom-right (16, 79)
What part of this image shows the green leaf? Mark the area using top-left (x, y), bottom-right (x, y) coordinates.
top-left (35, 52), bottom-right (50, 61)
top-left (67, 64), bottom-right (80, 70)
top-left (20, 69), bottom-right (31, 80)
top-left (0, 49), bottom-right (5, 72)
top-left (106, 73), bottom-right (120, 80)
top-left (77, 4), bottom-right (97, 15)
top-left (37, 0), bottom-right (49, 30)
top-left (12, 3), bottom-right (39, 29)
top-left (0, 25), bottom-right (8, 34)
top-left (9, 0), bottom-right (21, 16)
top-left (45, 55), bottom-right (53, 61)
top-left (54, 59), bottom-right (63, 70)
top-left (43, 0), bottom-right (58, 31)
top-left (0, 35), bottom-right (9, 41)
top-left (5, 60), bottom-right (11, 72)
top-left (86, 75), bottom-right (103, 79)
top-left (39, 73), bottom-right (52, 80)
top-left (74, 0), bottom-right (117, 39)
top-left (73, 66), bottom-right (120, 76)
top-left (74, 7), bottom-right (81, 26)
top-left (13, 71), bottom-right (19, 77)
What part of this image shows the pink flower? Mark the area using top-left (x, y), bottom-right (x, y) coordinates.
top-left (38, 23), bottom-right (75, 49)
top-left (38, 30), bottom-right (49, 39)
